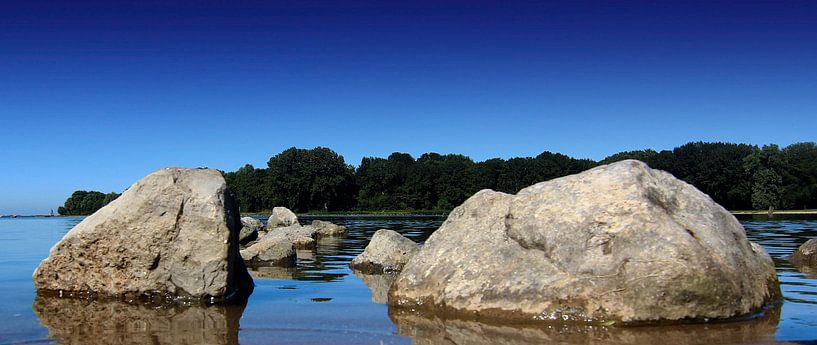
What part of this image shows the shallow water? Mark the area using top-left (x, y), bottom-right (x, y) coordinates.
top-left (0, 216), bottom-right (815, 344)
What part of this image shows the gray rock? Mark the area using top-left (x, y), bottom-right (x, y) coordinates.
top-left (390, 160), bottom-right (780, 323)
top-left (266, 207), bottom-right (298, 229)
top-left (351, 229), bottom-right (419, 274)
top-left (312, 220), bottom-right (347, 237)
top-left (32, 168), bottom-right (253, 304)
top-left (239, 217), bottom-right (263, 245)
top-left (791, 239), bottom-right (817, 268)
top-left (240, 237), bottom-right (296, 267)
top-left (263, 224), bottom-right (316, 249)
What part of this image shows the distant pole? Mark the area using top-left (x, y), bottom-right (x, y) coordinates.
top-left (767, 206), bottom-right (774, 217)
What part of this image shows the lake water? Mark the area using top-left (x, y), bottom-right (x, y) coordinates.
top-left (0, 215), bottom-right (815, 345)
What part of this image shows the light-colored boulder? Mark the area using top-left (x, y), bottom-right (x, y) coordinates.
top-left (312, 220), bottom-right (347, 237)
top-left (266, 207), bottom-right (298, 229)
top-left (32, 168), bottom-right (253, 303)
top-left (240, 237), bottom-right (296, 267)
top-left (791, 239), bottom-right (817, 268)
top-left (390, 160), bottom-right (780, 323)
top-left (239, 217), bottom-right (263, 245)
top-left (351, 229), bottom-right (419, 274)
top-left (263, 224), bottom-right (316, 249)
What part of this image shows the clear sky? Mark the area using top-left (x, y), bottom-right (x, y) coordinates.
top-left (1, 1), bottom-right (815, 215)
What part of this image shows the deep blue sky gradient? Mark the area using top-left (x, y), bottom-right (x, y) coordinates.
top-left (1, 1), bottom-right (816, 214)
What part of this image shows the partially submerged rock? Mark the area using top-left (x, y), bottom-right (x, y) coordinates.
top-left (32, 168), bottom-right (254, 304)
top-left (267, 206), bottom-right (298, 229)
top-left (263, 224), bottom-right (316, 249)
top-left (240, 237), bottom-right (296, 267)
top-left (389, 160), bottom-right (780, 323)
top-left (312, 220), bottom-right (347, 237)
top-left (351, 229), bottom-right (419, 274)
top-left (791, 238), bottom-right (817, 268)
top-left (239, 217), bottom-right (263, 245)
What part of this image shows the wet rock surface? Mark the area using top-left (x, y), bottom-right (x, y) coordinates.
top-left (389, 304), bottom-right (781, 345)
top-left (351, 229), bottom-right (419, 274)
top-left (390, 160), bottom-right (780, 323)
top-left (32, 168), bottom-right (253, 303)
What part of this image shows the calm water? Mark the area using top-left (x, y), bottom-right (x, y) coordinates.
top-left (0, 216), bottom-right (815, 345)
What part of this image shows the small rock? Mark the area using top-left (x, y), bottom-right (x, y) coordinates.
top-left (312, 220), bottom-right (347, 237)
top-left (239, 217), bottom-right (263, 245)
top-left (791, 239), bottom-right (817, 268)
top-left (350, 229), bottom-right (419, 274)
top-left (241, 237), bottom-right (296, 267)
top-left (263, 224), bottom-right (316, 249)
top-left (266, 207), bottom-right (298, 229)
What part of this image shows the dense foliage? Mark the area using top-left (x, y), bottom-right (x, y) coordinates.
top-left (225, 142), bottom-right (817, 213)
top-left (58, 191), bottom-right (120, 216)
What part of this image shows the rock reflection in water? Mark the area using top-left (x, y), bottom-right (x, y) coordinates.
top-left (248, 266), bottom-right (297, 280)
top-left (34, 295), bottom-right (244, 345)
top-left (353, 270), bottom-right (398, 304)
top-left (389, 305), bottom-right (782, 345)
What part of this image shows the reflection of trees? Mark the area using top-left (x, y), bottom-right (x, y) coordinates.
top-left (389, 304), bottom-right (781, 345)
top-left (34, 295), bottom-right (244, 345)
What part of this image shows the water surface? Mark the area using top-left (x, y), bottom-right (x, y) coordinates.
top-left (0, 216), bottom-right (815, 344)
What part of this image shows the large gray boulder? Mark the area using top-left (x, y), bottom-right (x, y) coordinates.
top-left (351, 229), bottom-right (419, 274)
top-left (240, 237), bottom-right (296, 267)
top-left (390, 160), bottom-right (780, 323)
top-left (239, 217), bottom-right (263, 245)
top-left (263, 224), bottom-right (316, 249)
top-left (791, 239), bottom-right (817, 268)
top-left (312, 220), bottom-right (347, 237)
top-left (266, 207), bottom-right (298, 229)
top-left (32, 168), bottom-right (253, 304)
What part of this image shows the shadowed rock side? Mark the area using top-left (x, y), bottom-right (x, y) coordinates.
top-left (791, 239), bottom-right (817, 269)
top-left (389, 304), bottom-right (782, 345)
top-left (239, 217), bottom-right (263, 245)
top-left (351, 229), bottom-right (419, 274)
top-left (390, 160), bottom-right (780, 323)
top-left (34, 295), bottom-right (244, 345)
top-left (32, 168), bottom-right (254, 304)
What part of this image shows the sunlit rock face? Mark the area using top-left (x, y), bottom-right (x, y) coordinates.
top-left (33, 168), bottom-right (253, 304)
top-left (34, 295), bottom-right (244, 345)
top-left (351, 229), bottom-right (419, 274)
top-left (266, 207), bottom-right (299, 229)
top-left (390, 160), bottom-right (780, 323)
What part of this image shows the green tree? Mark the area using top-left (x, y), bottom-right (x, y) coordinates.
top-left (58, 190), bottom-right (120, 216)
top-left (266, 147), bottom-right (356, 212)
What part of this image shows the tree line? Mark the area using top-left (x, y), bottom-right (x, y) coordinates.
top-left (224, 142), bottom-right (817, 213)
top-left (61, 141), bottom-right (817, 215)
top-left (58, 190), bottom-right (121, 216)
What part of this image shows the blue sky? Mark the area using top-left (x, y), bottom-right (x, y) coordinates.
top-left (1, 1), bottom-right (816, 215)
